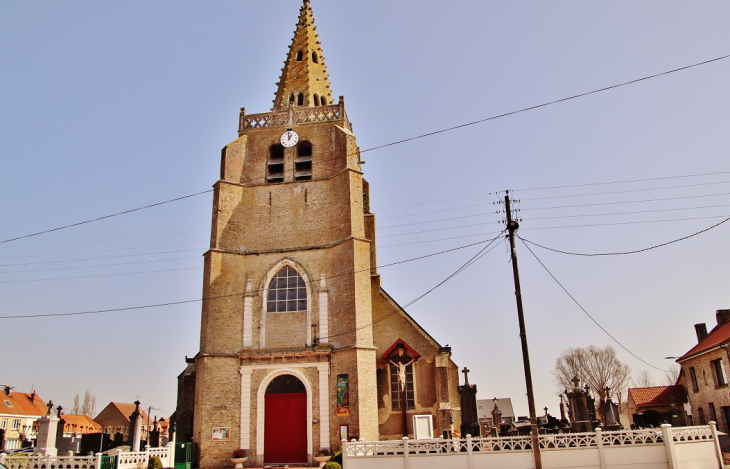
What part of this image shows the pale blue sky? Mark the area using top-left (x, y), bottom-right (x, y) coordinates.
top-left (1, 1), bottom-right (729, 419)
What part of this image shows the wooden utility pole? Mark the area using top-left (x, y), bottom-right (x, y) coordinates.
top-left (505, 192), bottom-right (542, 469)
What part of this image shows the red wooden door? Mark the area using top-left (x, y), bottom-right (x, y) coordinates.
top-left (264, 392), bottom-right (307, 464)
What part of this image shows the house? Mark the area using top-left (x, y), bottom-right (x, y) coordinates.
top-left (676, 309), bottom-right (730, 432)
top-left (176, 1), bottom-right (462, 466)
top-left (0, 387), bottom-right (48, 450)
top-left (94, 402), bottom-right (151, 438)
top-left (627, 385), bottom-right (688, 427)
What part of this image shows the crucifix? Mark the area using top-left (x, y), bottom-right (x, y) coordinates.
top-left (462, 367), bottom-right (470, 385)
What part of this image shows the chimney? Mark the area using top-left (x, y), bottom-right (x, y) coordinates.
top-left (695, 323), bottom-right (708, 343)
top-left (717, 309), bottom-right (730, 326)
top-left (3, 386), bottom-right (10, 396)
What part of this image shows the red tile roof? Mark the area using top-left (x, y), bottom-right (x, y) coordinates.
top-left (629, 385), bottom-right (688, 407)
top-left (678, 321), bottom-right (730, 361)
top-left (0, 391), bottom-right (47, 417)
top-left (62, 414), bottom-right (103, 433)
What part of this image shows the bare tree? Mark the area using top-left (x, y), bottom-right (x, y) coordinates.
top-left (663, 363), bottom-right (680, 386)
top-left (553, 345), bottom-right (631, 407)
top-left (81, 390), bottom-right (96, 417)
top-left (632, 370), bottom-right (655, 388)
top-left (72, 394), bottom-right (80, 415)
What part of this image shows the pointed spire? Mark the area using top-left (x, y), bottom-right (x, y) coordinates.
top-left (272, 0), bottom-right (333, 111)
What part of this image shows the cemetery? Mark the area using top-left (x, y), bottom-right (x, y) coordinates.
top-left (0, 401), bottom-right (187, 469)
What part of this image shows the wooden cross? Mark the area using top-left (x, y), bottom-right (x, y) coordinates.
top-left (462, 367), bottom-right (470, 385)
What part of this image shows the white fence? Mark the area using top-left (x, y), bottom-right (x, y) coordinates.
top-left (343, 423), bottom-right (724, 469)
top-left (0, 444), bottom-right (173, 469)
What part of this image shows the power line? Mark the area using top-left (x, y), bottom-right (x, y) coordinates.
top-left (4, 54), bottom-right (728, 245)
top-left (0, 191), bottom-right (213, 245)
top-left (521, 191), bottom-right (730, 212)
top-left (0, 230), bottom-right (209, 252)
top-left (327, 231), bottom-right (505, 340)
top-left (0, 247), bottom-right (207, 268)
top-left (527, 203), bottom-right (730, 221)
top-left (517, 236), bottom-right (666, 372)
top-left (519, 215), bottom-right (730, 256)
top-left (520, 179), bottom-right (730, 202)
top-left (0, 236), bottom-right (498, 319)
top-left (521, 214), bottom-right (730, 231)
top-left (0, 256), bottom-right (202, 275)
top-left (0, 266), bottom-right (203, 284)
top-left (0, 240), bottom-right (208, 261)
top-left (360, 55), bottom-right (730, 154)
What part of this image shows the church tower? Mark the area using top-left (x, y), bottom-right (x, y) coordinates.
top-left (189, 2), bottom-right (460, 467)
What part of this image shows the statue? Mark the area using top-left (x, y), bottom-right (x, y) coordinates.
top-left (389, 357), bottom-right (414, 391)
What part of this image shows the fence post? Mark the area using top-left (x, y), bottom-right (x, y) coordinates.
top-left (115, 449), bottom-right (122, 469)
top-left (95, 452), bottom-right (103, 469)
top-left (466, 434), bottom-right (473, 469)
top-left (595, 428), bottom-right (606, 469)
top-left (661, 424), bottom-right (677, 469)
top-left (167, 442), bottom-right (174, 467)
top-left (402, 437), bottom-right (409, 469)
top-left (709, 421), bottom-right (724, 469)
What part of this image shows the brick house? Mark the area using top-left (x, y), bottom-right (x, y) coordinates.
top-left (0, 387), bottom-right (48, 450)
top-left (676, 309), bottom-right (730, 432)
top-left (94, 402), bottom-right (151, 438)
top-left (59, 414), bottom-right (102, 438)
top-left (626, 385), bottom-right (688, 427)
top-left (178, 1), bottom-right (461, 467)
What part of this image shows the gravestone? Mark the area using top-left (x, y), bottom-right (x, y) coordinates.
top-left (128, 400), bottom-right (143, 452)
top-left (565, 378), bottom-right (596, 433)
top-left (601, 388), bottom-right (621, 431)
top-left (458, 367), bottom-right (480, 437)
top-left (34, 401), bottom-right (59, 456)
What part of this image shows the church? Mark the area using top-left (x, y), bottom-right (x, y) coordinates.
top-left (173, 1), bottom-right (461, 466)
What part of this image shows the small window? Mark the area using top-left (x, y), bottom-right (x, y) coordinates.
top-left (690, 367), bottom-right (699, 392)
top-left (390, 362), bottom-right (415, 410)
top-left (267, 266), bottom-right (307, 312)
top-left (312, 51), bottom-right (318, 63)
top-left (295, 141), bottom-right (312, 181)
top-left (296, 50), bottom-right (303, 61)
top-left (313, 94), bottom-right (319, 107)
top-left (267, 144), bottom-right (284, 183)
top-left (320, 96), bottom-right (327, 106)
top-left (710, 403), bottom-right (718, 422)
top-left (289, 93), bottom-right (295, 104)
top-left (12, 419), bottom-right (20, 430)
top-left (1, 419), bottom-right (6, 430)
top-left (698, 407), bottom-right (706, 425)
top-left (712, 359), bottom-right (728, 387)
top-left (297, 93), bottom-right (304, 106)
top-left (3, 400), bottom-right (11, 407)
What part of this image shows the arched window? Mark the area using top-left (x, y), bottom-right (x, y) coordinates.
top-left (312, 51), bottom-right (318, 64)
top-left (289, 93), bottom-right (295, 104)
top-left (267, 266), bottom-right (307, 312)
top-left (297, 93), bottom-right (304, 106)
top-left (313, 94), bottom-right (319, 106)
top-left (295, 141), bottom-right (312, 181)
top-left (320, 96), bottom-right (327, 106)
top-left (296, 50), bottom-right (303, 61)
top-left (267, 144), bottom-right (284, 183)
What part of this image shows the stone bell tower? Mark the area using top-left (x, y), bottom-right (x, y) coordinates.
top-left (192, 1), bottom-right (379, 466)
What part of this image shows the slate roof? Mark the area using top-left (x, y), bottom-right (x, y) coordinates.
top-left (477, 398), bottom-right (515, 420)
top-left (678, 320), bottom-right (730, 362)
top-left (628, 385), bottom-right (688, 407)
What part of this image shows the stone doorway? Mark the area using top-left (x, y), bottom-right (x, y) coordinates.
top-left (264, 375), bottom-right (307, 465)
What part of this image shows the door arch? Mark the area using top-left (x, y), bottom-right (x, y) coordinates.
top-left (263, 374), bottom-right (308, 464)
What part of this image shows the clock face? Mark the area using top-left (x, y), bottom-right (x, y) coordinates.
top-left (280, 130), bottom-right (299, 148)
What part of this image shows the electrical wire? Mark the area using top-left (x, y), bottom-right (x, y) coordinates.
top-left (522, 214), bottom-right (730, 231)
top-left (527, 203), bottom-right (730, 221)
top-left (519, 179), bottom-right (730, 202)
top-left (3, 54), bottom-right (728, 245)
top-left (517, 236), bottom-right (667, 372)
top-left (0, 247), bottom-right (206, 268)
top-left (0, 236), bottom-right (499, 319)
top-left (0, 266), bottom-right (202, 284)
top-left (520, 191), bottom-right (730, 212)
top-left (519, 215), bottom-right (730, 256)
top-left (0, 256), bottom-right (202, 275)
top-left (326, 231), bottom-right (505, 340)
